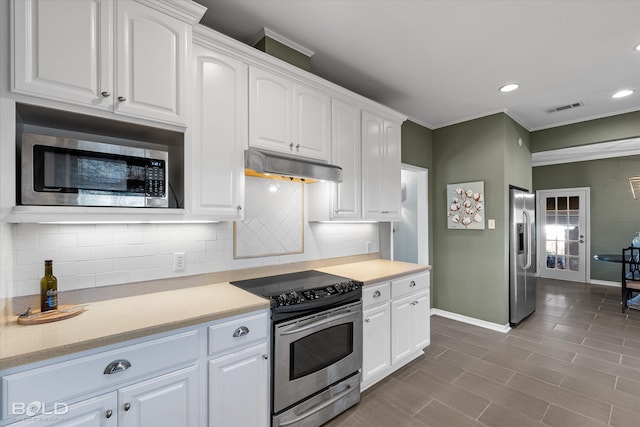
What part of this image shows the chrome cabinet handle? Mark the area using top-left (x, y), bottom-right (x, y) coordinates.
top-left (123, 403), bottom-right (131, 411)
top-left (103, 359), bottom-right (131, 375)
top-left (233, 326), bottom-right (250, 337)
top-left (364, 318), bottom-right (370, 323)
top-left (237, 205), bottom-right (242, 211)
top-left (101, 91), bottom-right (110, 97)
top-left (105, 409), bottom-right (113, 419)
top-left (117, 96), bottom-right (126, 102)
top-left (373, 290), bottom-right (381, 298)
top-left (262, 354), bottom-right (269, 360)
top-left (409, 281), bottom-right (416, 287)
top-left (295, 144), bottom-right (300, 152)
top-left (289, 142), bottom-right (294, 151)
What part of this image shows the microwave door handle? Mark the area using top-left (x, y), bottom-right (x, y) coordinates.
top-left (279, 311), bottom-right (355, 336)
top-left (277, 385), bottom-right (355, 427)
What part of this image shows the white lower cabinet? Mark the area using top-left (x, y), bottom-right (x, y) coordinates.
top-left (208, 342), bottom-right (269, 427)
top-left (361, 272), bottom-right (430, 391)
top-left (1, 309), bottom-right (271, 427)
top-left (9, 394), bottom-right (117, 427)
top-left (391, 290), bottom-right (430, 365)
top-left (118, 366), bottom-right (199, 427)
top-left (207, 311), bottom-right (269, 427)
top-left (362, 300), bottom-right (391, 384)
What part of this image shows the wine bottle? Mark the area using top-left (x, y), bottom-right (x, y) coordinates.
top-left (40, 260), bottom-right (58, 312)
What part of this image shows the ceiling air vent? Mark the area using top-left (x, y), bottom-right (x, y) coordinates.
top-left (545, 102), bottom-right (583, 113)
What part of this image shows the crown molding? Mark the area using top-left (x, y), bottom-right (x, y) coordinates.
top-left (250, 27), bottom-right (315, 58)
top-left (532, 137), bottom-right (640, 167)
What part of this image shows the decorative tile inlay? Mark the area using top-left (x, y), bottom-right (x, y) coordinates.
top-left (234, 176), bottom-right (303, 258)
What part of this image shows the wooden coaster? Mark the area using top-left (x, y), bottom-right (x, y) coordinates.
top-left (17, 305), bottom-right (86, 325)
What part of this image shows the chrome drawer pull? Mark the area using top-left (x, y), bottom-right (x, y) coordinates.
top-left (105, 409), bottom-right (113, 419)
top-left (233, 326), bottom-right (250, 337)
top-left (103, 359), bottom-right (131, 375)
top-left (373, 290), bottom-right (381, 298)
top-left (409, 280), bottom-right (416, 287)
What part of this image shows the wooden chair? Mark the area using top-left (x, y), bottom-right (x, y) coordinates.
top-left (622, 247), bottom-right (640, 312)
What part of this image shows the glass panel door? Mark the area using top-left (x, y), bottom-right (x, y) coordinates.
top-left (537, 189), bottom-right (589, 282)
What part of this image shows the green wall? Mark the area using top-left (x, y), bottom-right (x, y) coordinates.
top-left (401, 120), bottom-right (434, 301)
top-left (531, 112), bottom-right (640, 283)
top-left (254, 37), bottom-right (312, 72)
top-left (432, 113), bottom-right (531, 325)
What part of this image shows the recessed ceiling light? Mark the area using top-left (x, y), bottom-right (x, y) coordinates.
top-left (499, 83), bottom-right (519, 93)
top-left (612, 89), bottom-right (635, 99)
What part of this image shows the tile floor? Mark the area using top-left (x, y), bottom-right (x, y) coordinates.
top-left (326, 277), bottom-right (640, 426)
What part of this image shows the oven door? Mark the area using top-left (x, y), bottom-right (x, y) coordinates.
top-left (273, 301), bottom-right (362, 413)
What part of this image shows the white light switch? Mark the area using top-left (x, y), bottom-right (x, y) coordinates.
top-left (488, 219), bottom-right (496, 229)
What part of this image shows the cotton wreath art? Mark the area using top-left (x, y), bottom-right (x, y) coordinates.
top-left (448, 186), bottom-right (483, 227)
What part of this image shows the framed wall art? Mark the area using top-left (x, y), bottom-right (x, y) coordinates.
top-left (447, 181), bottom-right (485, 229)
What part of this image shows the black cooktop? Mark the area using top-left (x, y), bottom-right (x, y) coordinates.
top-left (231, 270), bottom-right (362, 319)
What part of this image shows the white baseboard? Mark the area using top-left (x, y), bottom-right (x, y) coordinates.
top-left (431, 308), bottom-right (511, 333)
top-left (589, 279), bottom-right (620, 288)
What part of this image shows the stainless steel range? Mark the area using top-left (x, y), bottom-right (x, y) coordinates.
top-left (231, 270), bottom-right (363, 427)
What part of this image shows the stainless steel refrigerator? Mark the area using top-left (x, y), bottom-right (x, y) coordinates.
top-left (509, 186), bottom-right (537, 324)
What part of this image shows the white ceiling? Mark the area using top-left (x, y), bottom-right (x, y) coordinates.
top-left (196, 0), bottom-right (640, 131)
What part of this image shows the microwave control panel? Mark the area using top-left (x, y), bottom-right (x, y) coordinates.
top-left (146, 160), bottom-right (166, 197)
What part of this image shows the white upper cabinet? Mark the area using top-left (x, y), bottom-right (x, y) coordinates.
top-left (114, 0), bottom-right (190, 125)
top-left (190, 43), bottom-right (246, 220)
top-left (293, 84), bottom-right (331, 160)
top-left (12, 0), bottom-right (204, 126)
top-left (362, 110), bottom-right (402, 220)
top-left (308, 98), bottom-right (361, 221)
top-left (12, 0), bottom-right (113, 109)
top-left (249, 66), bottom-right (330, 161)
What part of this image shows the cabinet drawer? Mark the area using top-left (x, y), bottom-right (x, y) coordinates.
top-left (391, 272), bottom-right (429, 299)
top-left (2, 330), bottom-right (199, 420)
top-left (208, 311), bottom-right (269, 357)
top-left (362, 282), bottom-right (390, 308)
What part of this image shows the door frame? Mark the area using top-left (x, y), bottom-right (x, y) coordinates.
top-left (535, 187), bottom-right (591, 283)
top-left (392, 164), bottom-right (429, 265)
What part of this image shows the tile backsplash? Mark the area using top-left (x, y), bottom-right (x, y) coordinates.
top-left (10, 220), bottom-right (379, 298)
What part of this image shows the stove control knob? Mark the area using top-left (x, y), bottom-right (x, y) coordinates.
top-left (277, 294), bottom-right (289, 306)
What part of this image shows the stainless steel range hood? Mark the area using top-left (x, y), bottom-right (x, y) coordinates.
top-left (245, 148), bottom-right (343, 183)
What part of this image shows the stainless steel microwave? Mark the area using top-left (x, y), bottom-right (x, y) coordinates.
top-left (21, 133), bottom-right (169, 208)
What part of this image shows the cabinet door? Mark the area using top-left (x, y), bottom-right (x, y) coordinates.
top-left (12, 0), bottom-right (112, 108)
top-left (362, 303), bottom-right (390, 384)
top-left (249, 67), bottom-right (292, 153)
top-left (190, 45), bottom-right (246, 219)
top-left (115, 0), bottom-right (188, 125)
top-left (361, 111), bottom-right (385, 218)
top-left (391, 294), bottom-right (414, 364)
top-left (118, 365), bottom-right (199, 427)
top-left (208, 342), bottom-right (269, 427)
top-left (412, 290), bottom-right (431, 352)
top-left (10, 393), bottom-right (117, 427)
top-left (332, 99), bottom-right (361, 219)
top-left (293, 84), bottom-right (330, 161)
top-left (382, 120), bottom-right (402, 218)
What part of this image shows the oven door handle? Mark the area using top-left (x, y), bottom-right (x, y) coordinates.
top-left (279, 311), bottom-right (356, 336)
top-left (277, 385), bottom-right (355, 427)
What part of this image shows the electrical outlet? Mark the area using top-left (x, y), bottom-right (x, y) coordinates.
top-left (173, 252), bottom-right (186, 272)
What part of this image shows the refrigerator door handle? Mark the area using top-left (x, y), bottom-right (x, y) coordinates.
top-left (523, 210), bottom-right (532, 270)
